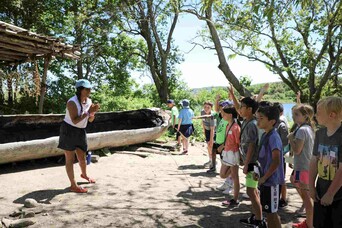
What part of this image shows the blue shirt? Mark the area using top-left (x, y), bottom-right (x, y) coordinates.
top-left (178, 108), bottom-right (194, 125)
top-left (258, 128), bottom-right (284, 186)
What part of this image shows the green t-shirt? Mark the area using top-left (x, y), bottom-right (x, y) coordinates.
top-left (171, 106), bottom-right (179, 126)
top-left (214, 113), bottom-right (228, 144)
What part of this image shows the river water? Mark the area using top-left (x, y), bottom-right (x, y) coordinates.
top-left (283, 103), bottom-right (295, 121)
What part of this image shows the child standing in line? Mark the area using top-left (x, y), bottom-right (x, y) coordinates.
top-left (257, 104), bottom-right (284, 228)
top-left (288, 104), bottom-right (315, 228)
top-left (231, 96), bottom-right (263, 227)
top-left (220, 105), bottom-right (241, 208)
top-left (167, 99), bottom-right (181, 148)
top-left (274, 102), bottom-right (290, 207)
top-left (177, 99), bottom-right (194, 155)
top-left (200, 101), bottom-right (216, 169)
top-left (309, 97), bottom-right (342, 228)
top-left (193, 98), bottom-right (231, 174)
top-left (214, 99), bottom-right (234, 191)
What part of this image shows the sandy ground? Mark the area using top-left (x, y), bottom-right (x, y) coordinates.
top-left (0, 142), bottom-right (305, 228)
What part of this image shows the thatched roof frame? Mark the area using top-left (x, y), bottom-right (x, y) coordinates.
top-left (0, 21), bottom-right (80, 64)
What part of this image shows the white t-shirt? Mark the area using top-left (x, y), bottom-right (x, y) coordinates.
top-left (64, 95), bottom-right (92, 128)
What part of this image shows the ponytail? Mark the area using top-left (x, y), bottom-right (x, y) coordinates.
top-left (76, 87), bottom-right (84, 114)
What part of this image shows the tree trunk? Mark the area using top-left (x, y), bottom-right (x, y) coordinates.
top-left (157, 83), bottom-right (168, 103)
top-left (6, 77), bottom-right (13, 106)
top-left (159, 59), bottom-right (169, 103)
top-left (205, 4), bottom-right (251, 97)
top-left (38, 55), bottom-right (51, 114)
top-left (76, 56), bottom-right (83, 79)
top-left (0, 75), bottom-right (4, 105)
top-left (73, 0), bottom-right (83, 79)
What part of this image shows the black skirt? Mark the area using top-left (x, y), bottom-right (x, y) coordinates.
top-left (57, 121), bottom-right (88, 152)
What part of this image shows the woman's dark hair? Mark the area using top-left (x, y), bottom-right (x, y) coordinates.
top-left (76, 86), bottom-right (84, 113)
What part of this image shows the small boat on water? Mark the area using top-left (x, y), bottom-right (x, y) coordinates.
top-left (0, 108), bottom-right (170, 164)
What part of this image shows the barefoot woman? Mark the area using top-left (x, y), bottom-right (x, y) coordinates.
top-left (58, 79), bottom-right (100, 193)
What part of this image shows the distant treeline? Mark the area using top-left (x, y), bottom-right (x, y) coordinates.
top-left (192, 82), bottom-right (296, 104)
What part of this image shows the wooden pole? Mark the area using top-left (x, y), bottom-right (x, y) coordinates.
top-left (38, 55), bottom-right (51, 114)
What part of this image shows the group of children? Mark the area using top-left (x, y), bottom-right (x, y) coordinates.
top-left (167, 87), bottom-right (342, 228)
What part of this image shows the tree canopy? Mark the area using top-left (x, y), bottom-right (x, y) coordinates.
top-left (192, 0), bottom-right (341, 105)
top-left (0, 0), bottom-right (341, 114)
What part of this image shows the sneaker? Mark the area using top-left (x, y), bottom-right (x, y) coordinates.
top-left (222, 183), bottom-right (234, 194)
top-left (203, 160), bottom-right (211, 167)
top-left (206, 166), bottom-right (216, 173)
top-left (292, 220), bottom-right (308, 228)
top-left (222, 187), bottom-right (232, 195)
top-left (254, 220), bottom-right (267, 228)
top-left (228, 199), bottom-right (240, 208)
top-left (222, 199), bottom-right (240, 207)
top-left (279, 198), bottom-right (288, 208)
top-left (226, 177), bottom-right (234, 186)
top-left (240, 214), bottom-right (255, 226)
top-left (216, 181), bottom-right (229, 191)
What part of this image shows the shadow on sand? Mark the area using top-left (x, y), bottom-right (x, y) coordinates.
top-left (13, 188), bottom-right (69, 205)
top-left (0, 156), bottom-right (64, 174)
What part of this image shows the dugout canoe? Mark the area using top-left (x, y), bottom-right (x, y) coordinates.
top-left (0, 108), bottom-right (170, 164)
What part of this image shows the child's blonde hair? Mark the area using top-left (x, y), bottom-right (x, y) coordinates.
top-left (317, 96), bottom-right (342, 120)
top-left (292, 104), bottom-right (315, 127)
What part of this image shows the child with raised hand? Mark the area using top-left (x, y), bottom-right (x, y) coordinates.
top-left (236, 97), bottom-right (264, 227)
top-left (177, 99), bottom-right (194, 155)
top-left (193, 97), bottom-right (231, 173)
top-left (220, 105), bottom-right (241, 208)
top-left (309, 97), bottom-right (342, 228)
top-left (288, 104), bottom-right (315, 228)
top-left (257, 104), bottom-right (284, 228)
top-left (214, 99), bottom-right (235, 191)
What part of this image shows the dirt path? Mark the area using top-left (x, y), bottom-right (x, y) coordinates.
top-left (0, 143), bottom-right (304, 227)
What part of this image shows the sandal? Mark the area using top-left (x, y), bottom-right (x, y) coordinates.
top-left (80, 174), bottom-right (96, 183)
top-left (70, 186), bottom-right (88, 193)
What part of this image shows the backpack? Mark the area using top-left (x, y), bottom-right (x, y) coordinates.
top-left (276, 119), bottom-right (290, 154)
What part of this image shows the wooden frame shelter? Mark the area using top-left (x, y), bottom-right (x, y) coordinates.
top-left (0, 20), bottom-right (80, 113)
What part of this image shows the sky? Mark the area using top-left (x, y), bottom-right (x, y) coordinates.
top-left (133, 14), bottom-right (282, 89)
